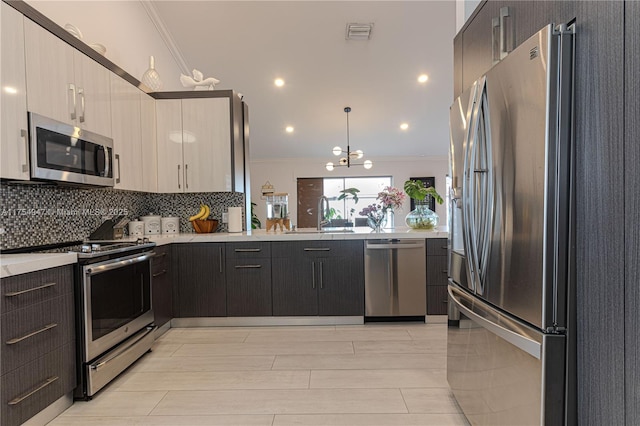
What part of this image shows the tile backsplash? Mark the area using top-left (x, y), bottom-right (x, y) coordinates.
top-left (0, 183), bottom-right (244, 250)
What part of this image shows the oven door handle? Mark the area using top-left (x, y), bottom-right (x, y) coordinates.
top-left (85, 252), bottom-right (155, 276)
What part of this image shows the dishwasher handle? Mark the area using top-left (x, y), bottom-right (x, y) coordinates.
top-left (365, 242), bottom-right (425, 250)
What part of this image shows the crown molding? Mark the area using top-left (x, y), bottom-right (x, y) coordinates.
top-left (140, 0), bottom-right (190, 76)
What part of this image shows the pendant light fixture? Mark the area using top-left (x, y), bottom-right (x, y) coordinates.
top-left (326, 107), bottom-right (373, 171)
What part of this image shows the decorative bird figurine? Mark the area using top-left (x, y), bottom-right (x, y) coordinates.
top-left (180, 69), bottom-right (220, 91)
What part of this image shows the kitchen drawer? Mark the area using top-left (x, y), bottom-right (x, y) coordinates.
top-left (427, 285), bottom-right (449, 315)
top-left (226, 258), bottom-right (272, 316)
top-left (1, 341), bottom-right (75, 426)
top-left (272, 240), bottom-right (363, 259)
top-left (426, 238), bottom-right (448, 256)
top-left (1, 293), bottom-right (74, 376)
top-left (427, 256), bottom-right (448, 286)
top-left (1, 265), bottom-right (73, 313)
top-left (226, 242), bottom-right (271, 259)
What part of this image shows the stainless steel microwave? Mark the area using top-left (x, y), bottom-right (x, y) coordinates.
top-left (29, 112), bottom-right (114, 187)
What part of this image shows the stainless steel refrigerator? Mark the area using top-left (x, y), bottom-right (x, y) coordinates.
top-left (447, 24), bottom-right (576, 425)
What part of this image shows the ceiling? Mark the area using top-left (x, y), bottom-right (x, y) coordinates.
top-left (151, 1), bottom-right (456, 162)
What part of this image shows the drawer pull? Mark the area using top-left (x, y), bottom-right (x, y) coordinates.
top-left (441, 246), bottom-right (448, 250)
top-left (441, 270), bottom-right (448, 273)
top-left (235, 248), bottom-right (261, 252)
top-left (8, 376), bottom-right (58, 405)
top-left (304, 248), bottom-right (330, 252)
top-left (442, 299), bottom-right (449, 304)
top-left (6, 323), bottom-right (58, 345)
top-left (5, 282), bottom-right (56, 297)
top-left (234, 265), bottom-right (262, 269)
top-left (152, 270), bottom-right (167, 277)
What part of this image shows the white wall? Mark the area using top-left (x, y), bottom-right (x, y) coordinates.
top-left (250, 156), bottom-right (449, 229)
top-left (25, 0), bottom-right (183, 90)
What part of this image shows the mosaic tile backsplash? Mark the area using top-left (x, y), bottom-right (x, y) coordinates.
top-left (0, 183), bottom-right (244, 250)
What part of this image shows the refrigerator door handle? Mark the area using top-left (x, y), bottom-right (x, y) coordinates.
top-left (463, 78), bottom-right (485, 294)
top-left (448, 285), bottom-right (542, 359)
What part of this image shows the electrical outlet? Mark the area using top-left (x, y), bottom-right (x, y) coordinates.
top-left (222, 212), bottom-right (228, 223)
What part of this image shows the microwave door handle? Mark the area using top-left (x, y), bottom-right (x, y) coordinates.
top-left (104, 147), bottom-right (110, 178)
top-left (115, 154), bottom-right (121, 184)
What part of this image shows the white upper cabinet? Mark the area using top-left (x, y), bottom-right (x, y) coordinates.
top-left (73, 51), bottom-right (112, 137)
top-left (181, 98), bottom-right (232, 192)
top-left (23, 19), bottom-right (111, 136)
top-left (156, 99), bottom-right (184, 193)
top-left (156, 97), bottom-right (232, 193)
top-left (1, 3), bottom-right (29, 180)
top-left (110, 73), bottom-right (142, 191)
top-left (140, 92), bottom-right (157, 193)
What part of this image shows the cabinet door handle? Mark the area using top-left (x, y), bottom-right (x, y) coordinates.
top-left (319, 261), bottom-right (324, 289)
top-left (311, 262), bottom-right (316, 289)
top-left (234, 265), bottom-right (262, 269)
top-left (185, 163), bottom-right (189, 189)
top-left (152, 269), bottom-right (167, 277)
top-left (115, 154), bottom-right (121, 184)
top-left (21, 129), bottom-right (29, 173)
top-left (499, 6), bottom-right (513, 57)
top-left (6, 323), bottom-right (57, 345)
top-left (441, 269), bottom-right (448, 274)
top-left (5, 282), bottom-right (56, 297)
top-left (235, 248), bottom-right (261, 252)
top-left (8, 376), bottom-right (59, 406)
top-left (68, 83), bottom-right (77, 120)
top-left (304, 248), bottom-right (330, 252)
top-left (177, 164), bottom-right (181, 189)
top-left (440, 246), bottom-right (448, 250)
top-left (78, 88), bottom-right (86, 123)
top-left (219, 246), bottom-right (223, 273)
top-left (491, 16), bottom-right (501, 63)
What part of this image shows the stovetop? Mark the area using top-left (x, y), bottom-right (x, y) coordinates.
top-left (5, 239), bottom-right (156, 259)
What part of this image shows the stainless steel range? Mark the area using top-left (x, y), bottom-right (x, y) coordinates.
top-left (32, 240), bottom-right (157, 399)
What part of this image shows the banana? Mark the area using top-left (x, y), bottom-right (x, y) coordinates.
top-left (201, 204), bottom-right (210, 220)
top-left (189, 204), bottom-right (207, 221)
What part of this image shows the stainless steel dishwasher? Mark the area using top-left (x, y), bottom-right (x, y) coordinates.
top-left (364, 239), bottom-right (426, 318)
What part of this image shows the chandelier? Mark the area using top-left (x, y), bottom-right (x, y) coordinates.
top-left (326, 107), bottom-right (373, 171)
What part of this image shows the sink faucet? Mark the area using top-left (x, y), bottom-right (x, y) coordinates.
top-left (317, 196), bottom-right (330, 230)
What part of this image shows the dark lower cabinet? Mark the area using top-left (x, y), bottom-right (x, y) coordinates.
top-left (426, 238), bottom-right (448, 315)
top-left (151, 245), bottom-right (173, 327)
top-left (0, 265), bottom-right (75, 426)
top-left (226, 242), bottom-right (272, 316)
top-left (272, 241), bottom-right (364, 316)
top-left (173, 243), bottom-right (226, 317)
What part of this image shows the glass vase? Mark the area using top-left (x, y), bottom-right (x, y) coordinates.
top-left (405, 201), bottom-right (439, 230)
top-left (367, 213), bottom-right (387, 232)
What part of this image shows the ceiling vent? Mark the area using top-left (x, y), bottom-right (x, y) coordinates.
top-left (345, 23), bottom-right (373, 40)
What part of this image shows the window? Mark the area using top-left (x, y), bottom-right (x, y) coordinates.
top-left (323, 176), bottom-right (392, 226)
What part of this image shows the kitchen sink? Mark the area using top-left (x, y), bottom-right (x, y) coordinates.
top-left (285, 228), bottom-right (355, 234)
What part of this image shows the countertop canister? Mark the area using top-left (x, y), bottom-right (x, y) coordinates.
top-left (140, 215), bottom-right (161, 235)
top-left (161, 217), bottom-right (180, 234)
top-left (228, 207), bottom-right (243, 233)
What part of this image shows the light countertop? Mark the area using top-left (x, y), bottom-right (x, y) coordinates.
top-left (147, 226), bottom-right (449, 244)
top-left (1, 252), bottom-right (77, 279)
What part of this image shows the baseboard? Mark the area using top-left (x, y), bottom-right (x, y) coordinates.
top-left (171, 316), bottom-right (364, 327)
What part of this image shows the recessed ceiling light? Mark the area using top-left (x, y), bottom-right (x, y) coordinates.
top-left (285, 126), bottom-right (294, 133)
top-left (275, 78), bottom-right (285, 87)
top-left (400, 123), bottom-right (409, 130)
top-left (418, 74), bottom-right (429, 83)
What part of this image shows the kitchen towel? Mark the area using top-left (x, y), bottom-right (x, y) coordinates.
top-left (228, 207), bottom-right (243, 233)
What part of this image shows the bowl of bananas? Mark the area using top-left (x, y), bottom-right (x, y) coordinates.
top-left (189, 204), bottom-right (218, 233)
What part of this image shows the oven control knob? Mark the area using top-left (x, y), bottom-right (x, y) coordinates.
top-left (91, 244), bottom-right (101, 251)
top-left (81, 244), bottom-right (92, 253)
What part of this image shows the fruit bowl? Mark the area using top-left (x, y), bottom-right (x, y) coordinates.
top-left (191, 219), bottom-right (218, 233)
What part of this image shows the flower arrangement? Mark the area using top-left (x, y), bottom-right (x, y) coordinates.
top-left (359, 186), bottom-right (406, 230)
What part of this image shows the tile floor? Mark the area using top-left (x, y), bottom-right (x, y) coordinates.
top-left (50, 323), bottom-right (469, 425)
